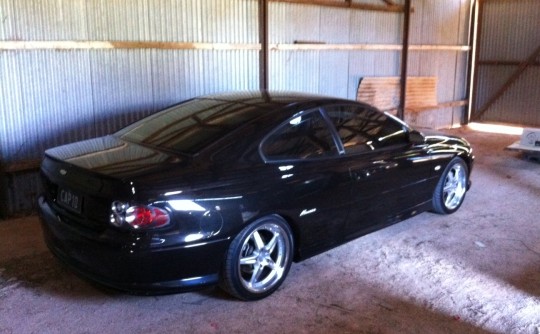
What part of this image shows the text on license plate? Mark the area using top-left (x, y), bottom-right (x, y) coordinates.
top-left (57, 188), bottom-right (83, 213)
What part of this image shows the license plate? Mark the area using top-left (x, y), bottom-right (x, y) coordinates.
top-left (57, 188), bottom-right (83, 213)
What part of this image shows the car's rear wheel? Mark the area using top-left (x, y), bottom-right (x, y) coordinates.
top-left (220, 215), bottom-right (293, 301)
top-left (432, 157), bottom-right (469, 214)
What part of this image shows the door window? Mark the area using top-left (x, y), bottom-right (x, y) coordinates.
top-left (261, 110), bottom-right (338, 161)
top-left (325, 105), bottom-right (408, 154)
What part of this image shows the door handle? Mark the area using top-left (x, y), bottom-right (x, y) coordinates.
top-left (350, 161), bottom-right (398, 181)
top-left (350, 169), bottom-right (371, 181)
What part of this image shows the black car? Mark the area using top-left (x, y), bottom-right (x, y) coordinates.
top-left (38, 91), bottom-right (473, 300)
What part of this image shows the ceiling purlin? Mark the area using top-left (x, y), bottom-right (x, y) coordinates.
top-left (270, 0), bottom-right (405, 13)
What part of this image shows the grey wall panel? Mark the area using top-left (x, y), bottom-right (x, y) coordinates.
top-left (349, 10), bottom-right (401, 44)
top-left (273, 50), bottom-right (400, 101)
top-left (407, 0), bottom-right (472, 129)
top-left (475, 66), bottom-right (514, 113)
top-left (89, 49), bottom-right (155, 136)
top-left (2, 0), bottom-right (247, 42)
top-left (0, 0), bottom-right (15, 40)
top-left (147, 0), bottom-right (258, 43)
top-left (478, 67), bottom-right (540, 126)
top-left (269, 1), bottom-right (403, 99)
top-left (151, 49), bottom-right (259, 108)
top-left (319, 52), bottom-right (349, 97)
top-left (194, 50), bottom-right (259, 94)
top-left (320, 8), bottom-right (351, 44)
top-left (480, 0), bottom-right (540, 60)
top-left (0, 48), bottom-right (259, 163)
top-left (86, 0), bottom-right (151, 41)
top-left (269, 51), bottom-right (320, 93)
top-left (0, 52), bottom-right (24, 162)
top-left (410, 0), bottom-right (469, 45)
top-left (1, 51), bottom-right (95, 162)
top-left (473, 0), bottom-right (539, 126)
top-left (501, 68), bottom-right (540, 126)
top-left (3, 0), bottom-right (88, 40)
top-left (269, 2), bottom-right (321, 43)
top-left (452, 52), bottom-right (469, 125)
top-left (454, 52), bottom-right (469, 101)
top-left (404, 50), bottom-right (468, 128)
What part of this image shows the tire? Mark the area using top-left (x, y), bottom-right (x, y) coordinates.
top-left (220, 215), bottom-right (294, 301)
top-left (432, 157), bottom-right (469, 214)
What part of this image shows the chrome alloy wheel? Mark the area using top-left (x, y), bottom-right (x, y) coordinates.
top-left (238, 222), bottom-right (291, 293)
top-left (442, 162), bottom-right (467, 210)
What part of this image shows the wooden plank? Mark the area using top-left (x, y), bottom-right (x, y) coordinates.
top-left (479, 60), bottom-right (540, 66)
top-left (2, 159), bottom-right (41, 173)
top-left (357, 77), bottom-right (438, 112)
top-left (270, 0), bottom-right (406, 12)
top-left (0, 41), bottom-right (470, 52)
top-left (383, 100), bottom-right (468, 114)
top-left (0, 41), bottom-right (262, 51)
top-left (409, 45), bottom-right (470, 51)
top-left (406, 100), bottom-right (468, 112)
top-left (271, 43), bottom-right (401, 51)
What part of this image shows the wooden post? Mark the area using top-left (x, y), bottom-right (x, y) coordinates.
top-left (397, 0), bottom-right (411, 120)
top-left (470, 0), bottom-right (483, 122)
top-left (464, 0), bottom-right (477, 125)
top-left (259, 0), bottom-right (269, 91)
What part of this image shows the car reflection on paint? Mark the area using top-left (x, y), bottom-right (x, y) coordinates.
top-left (38, 91), bottom-right (474, 300)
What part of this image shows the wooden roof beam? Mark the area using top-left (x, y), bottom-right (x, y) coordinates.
top-left (270, 0), bottom-right (407, 13)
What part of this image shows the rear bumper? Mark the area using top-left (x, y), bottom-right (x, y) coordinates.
top-left (38, 195), bottom-right (229, 294)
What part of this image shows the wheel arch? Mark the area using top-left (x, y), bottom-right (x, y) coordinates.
top-left (455, 151), bottom-right (474, 187)
top-left (238, 212), bottom-right (302, 262)
top-left (272, 213), bottom-right (303, 262)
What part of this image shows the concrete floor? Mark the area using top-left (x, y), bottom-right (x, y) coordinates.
top-left (0, 127), bottom-right (539, 334)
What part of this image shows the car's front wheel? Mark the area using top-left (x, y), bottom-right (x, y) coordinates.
top-left (220, 215), bottom-right (294, 300)
top-left (432, 157), bottom-right (469, 214)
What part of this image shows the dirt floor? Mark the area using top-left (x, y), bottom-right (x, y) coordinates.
top-left (0, 127), bottom-right (539, 334)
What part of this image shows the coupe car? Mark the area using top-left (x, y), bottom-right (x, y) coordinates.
top-left (38, 91), bottom-right (473, 300)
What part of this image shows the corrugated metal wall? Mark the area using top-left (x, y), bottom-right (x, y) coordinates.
top-left (0, 0), bottom-right (259, 215)
top-left (406, 0), bottom-right (471, 128)
top-left (268, 0), bottom-right (471, 128)
top-left (473, 0), bottom-right (540, 126)
top-left (0, 0), bottom-right (472, 216)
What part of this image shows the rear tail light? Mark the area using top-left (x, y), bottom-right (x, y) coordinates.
top-left (125, 206), bottom-right (170, 229)
top-left (110, 202), bottom-right (170, 229)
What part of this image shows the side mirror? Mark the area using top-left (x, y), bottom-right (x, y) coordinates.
top-left (408, 130), bottom-right (425, 145)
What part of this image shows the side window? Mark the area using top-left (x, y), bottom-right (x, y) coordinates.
top-left (326, 105), bottom-right (408, 154)
top-left (261, 110), bottom-right (338, 161)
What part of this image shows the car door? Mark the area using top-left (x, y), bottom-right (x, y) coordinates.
top-left (323, 104), bottom-right (433, 240)
top-left (258, 108), bottom-right (354, 258)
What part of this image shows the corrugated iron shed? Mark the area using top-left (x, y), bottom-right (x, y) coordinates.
top-left (1, 0), bottom-right (473, 215)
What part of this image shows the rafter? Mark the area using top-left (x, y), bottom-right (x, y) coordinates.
top-left (270, 0), bottom-right (406, 13)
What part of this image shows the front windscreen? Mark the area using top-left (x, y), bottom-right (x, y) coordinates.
top-left (116, 98), bottom-right (263, 155)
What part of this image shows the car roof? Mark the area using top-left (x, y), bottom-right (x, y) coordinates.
top-left (117, 91), bottom-right (363, 156)
top-left (193, 90), bottom-right (351, 110)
